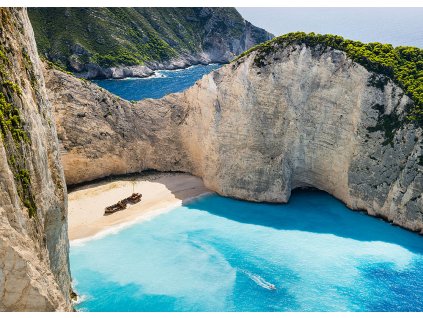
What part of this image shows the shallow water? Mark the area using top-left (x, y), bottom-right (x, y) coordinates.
top-left (92, 64), bottom-right (221, 101)
top-left (70, 191), bottom-right (423, 312)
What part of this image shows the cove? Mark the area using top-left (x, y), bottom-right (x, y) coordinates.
top-left (70, 190), bottom-right (423, 312)
top-left (92, 64), bottom-right (222, 101)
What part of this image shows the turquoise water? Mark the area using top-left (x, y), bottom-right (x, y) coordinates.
top-left (93, 64), bottom-right (221, 101)
top-left (70, 191), bottom-right (423, 312)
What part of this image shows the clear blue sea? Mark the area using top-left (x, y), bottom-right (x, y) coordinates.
top-left (92, 64), bottom-right (221, 101)
top-left (70, 191), bottom-right (423, 312)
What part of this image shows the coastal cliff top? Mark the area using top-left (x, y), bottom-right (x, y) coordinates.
top-left (234, 32), bottom-right (423, 124)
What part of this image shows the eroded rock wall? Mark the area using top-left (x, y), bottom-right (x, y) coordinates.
top-left (44, 66), bottom-right (191, 185)
top-left (0, 8), bottom-right (71, 311)
top-left (46, 43), bottom-right (422, 233)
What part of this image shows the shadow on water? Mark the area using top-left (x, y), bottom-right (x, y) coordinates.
top-left (70, 174), bottom-right (423, 312)
top-left (179, 188), bottom-right (423, 255)
top-left (68, 171), bottom-right (423, 254)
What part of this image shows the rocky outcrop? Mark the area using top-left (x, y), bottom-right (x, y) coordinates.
top-left (45, 40), bottom-right (422, 233)
top-left (0, 8), bottom-right (71, 311)
top-left (44, 64), bottom-right (190, 184)
top-left (29, 8), bottom-right (273, 79)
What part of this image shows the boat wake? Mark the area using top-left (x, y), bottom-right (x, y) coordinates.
top-left (240, 269), bottom-right (277, 291)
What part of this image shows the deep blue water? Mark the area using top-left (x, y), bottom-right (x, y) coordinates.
top-left (92, 64), bottom-right (221, 101)
top-left (70, 191), bottom-right (423, 312)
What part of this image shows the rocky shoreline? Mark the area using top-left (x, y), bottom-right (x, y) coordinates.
top-left (29, 8), bottom-right (274, 80)
top-left (73, 56), bottom-right (226, 80)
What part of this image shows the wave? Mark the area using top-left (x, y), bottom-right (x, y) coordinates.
top-left (165, 65), bottom-right (198, 72)
top-left (71, 279), bottom-right (89, 308)
top-left (69, 192), bottom-right (214, 247)
top-left (73, 293), bottom-right (89, 306)
top-left (240, 269), bottom-right (277, 291)
top-left (121, 72), bottom-right (167, 80)
top-left (155, 63), bottom-right (216, 74)
top-left (70, 202), bottom-right (182, 247)
top-left (148, 71), bottom-right (167, 79)
top-left (118, 77), bottom-right (143, 81)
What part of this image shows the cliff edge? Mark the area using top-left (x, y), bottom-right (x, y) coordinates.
top-left (0, 8), bottom-right (71, 311)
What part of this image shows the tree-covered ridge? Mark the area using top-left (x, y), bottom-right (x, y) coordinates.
top-left (235, 32), bottom-right (423, 124)
top-left (28, 8), bottom-right (272, 71)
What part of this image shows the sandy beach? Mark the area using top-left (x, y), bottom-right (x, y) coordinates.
top-left (68, 172), bottom-right (212, 241)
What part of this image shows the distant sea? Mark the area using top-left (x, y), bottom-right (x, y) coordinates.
top-left (237, 7), bottom-right (423, 48)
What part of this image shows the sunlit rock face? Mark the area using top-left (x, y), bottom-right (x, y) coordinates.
top-left (46, 41), bottom-right (422, 233)
top-left (0, 8), bottom-right (71, 311)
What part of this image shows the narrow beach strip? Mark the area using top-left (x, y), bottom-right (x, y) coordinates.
top-left (68, 172), bottom-right (212, 242)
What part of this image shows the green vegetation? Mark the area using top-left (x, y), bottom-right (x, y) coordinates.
top-left (3, 80), bottom-right (22, 95)
top-left (92, 50), bottom-right (144, 68)
top-left (1, 16), bottom-right (37, 218)
top-left (0, 85), bottom-right (37, 218)
top-left (0, 48), bottom-right (29, 144)
top-left (0, 86), bottom-right (37, 218)
top-left (234, 32), bottom-right (423, 125)
top-left (0, 92), bottom-right (29, 143)
top-left (367, 112), bottom-right (401, 146)
top-left (22, 48), bottom-right (37, 90)
top-left (0, 48), bottom-right (8, 79)
top-left (42, 57), bottom-right (73, 75)
top-left (28, 8), bottom-right (271, 71)
top-left (15, 168), bottom-right (37, 218)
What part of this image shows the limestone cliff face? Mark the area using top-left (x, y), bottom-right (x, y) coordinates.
top-left (44, 66), bottom-right (190, 185)
top-left (0, 8), bottom-right (71, 311)
top-left (46, 43), bottom-right (422, 233)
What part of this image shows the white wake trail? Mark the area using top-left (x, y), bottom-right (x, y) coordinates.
top-left (240, 269), bottom-right (277, 290)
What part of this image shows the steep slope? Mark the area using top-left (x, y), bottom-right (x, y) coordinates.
top-left (28, 7), bottom-right (273, 79)
top-left (45, 33), bottom-right (422, 234)
top-left (0, 8), bottom-right (71, 311)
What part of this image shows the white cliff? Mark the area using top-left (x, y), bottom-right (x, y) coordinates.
top-left (46, 36), bottom-right (422, 233)
top-left (0, 8), bottom-right (71, 311)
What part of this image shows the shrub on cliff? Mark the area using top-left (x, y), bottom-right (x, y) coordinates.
top-left (235, 32), bottom-right (423, 125)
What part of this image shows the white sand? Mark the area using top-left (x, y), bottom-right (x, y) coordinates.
top-left (68, 172), bottom-right (211, 241)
